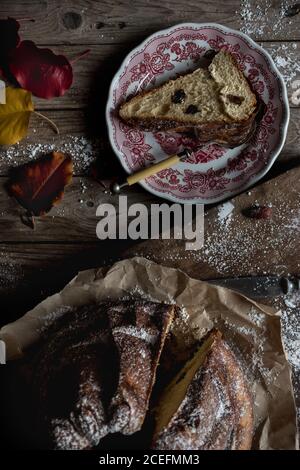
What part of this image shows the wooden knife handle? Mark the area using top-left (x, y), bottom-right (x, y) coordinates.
top-left (126, 154), bottom-right (181, 186)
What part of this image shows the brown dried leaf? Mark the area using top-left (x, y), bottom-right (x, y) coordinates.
top-left (7, 151), bottom-right (73, 216)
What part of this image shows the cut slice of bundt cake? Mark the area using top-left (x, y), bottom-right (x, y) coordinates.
top-left (152, 329), bottom-right (254, 450)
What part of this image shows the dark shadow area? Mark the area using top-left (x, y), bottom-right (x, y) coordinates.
top-left (83, 39), bottom-right (139, 184)
top-left (0, 239), bottom-right (141, 328)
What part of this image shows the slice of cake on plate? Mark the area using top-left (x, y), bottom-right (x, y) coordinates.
top-left (119, 51), bottom-right (258, 146)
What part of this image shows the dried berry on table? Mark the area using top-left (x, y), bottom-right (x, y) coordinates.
top-left (242, 205), bottom-right (272, 220)
top-left (284, 3), bottom-right (300, 17)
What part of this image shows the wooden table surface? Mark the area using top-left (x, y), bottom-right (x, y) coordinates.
top-left (0, 0), bottom-right (300, 437)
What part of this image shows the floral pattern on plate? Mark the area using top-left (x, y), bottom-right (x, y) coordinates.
top-left (106, 23), bottom-right (289, 203)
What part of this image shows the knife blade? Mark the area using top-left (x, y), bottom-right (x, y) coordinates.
top-left (207, 275), bottom-right (300, 298)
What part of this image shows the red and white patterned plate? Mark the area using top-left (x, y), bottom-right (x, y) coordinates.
top-left (106, 23), bottom-right (289, 204)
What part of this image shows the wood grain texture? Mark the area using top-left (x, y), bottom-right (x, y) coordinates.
top-left (0, 166), bottom-right (299, 265)
top-left (6, 42), bottom-right (297, 111)
top-left (125, 166), bottom-right (300, 280)
top-left (0, 176), bottom-right (161, 241)
top-left (0, 241), bottom-right (136, 326)
top-left (1, 0), bottom-right (300, 44)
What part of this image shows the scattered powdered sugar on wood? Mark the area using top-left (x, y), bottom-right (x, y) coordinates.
top-left (270, 43), bottom-right (300, 88)
top-left (279, 291), bottom-right (300, 371)
top-left (284, 208), bottom-right (300, 230)
top-left (239, 0), bottom-right (296, 38)
top-left (0, 251), bottom-right (25, 290)
top-left (217, 202), bottom-right (234, 228)
top-left (136, 189), bottom-right (300, 277)
top-left (199, 201), bottom-right (298, 275)
top-left (0, 135), bottom-right (100, 173)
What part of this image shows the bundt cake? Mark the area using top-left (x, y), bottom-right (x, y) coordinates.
top-left (119, 50), bottom-right (258, 146)
top-left (32, 301), bottom-right (253, 450)
top-left (32, 300), bottom-right (175, 449)
top-left (152, 329), bottom-right (254, 450)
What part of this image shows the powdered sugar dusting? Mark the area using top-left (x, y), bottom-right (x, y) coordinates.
top-left (133, 187), bottom-right (300, 277)
top-left (39, 306), bottom-right (74, 333)
top-left (280, 291), bottom-right (300, 371)
top-left (239, 0), bottom-right (296, 38)
top-left (53, 368), bottom-right (108, 450)
top-left (113, 325), bottom-right (158, 345)
top-left (217, 202), bottom-right (234, 227)
top-left (0, 135), bottom-right (100, 173)
top-left (222, 306), bottom-right (277, 387)
top-left (0, 251), bottom-right (25, 290)
top-left (271, 43), bottom-right (300, 88)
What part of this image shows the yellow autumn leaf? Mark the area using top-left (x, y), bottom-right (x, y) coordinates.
top-left (0, 87), bottom-right (34, 145)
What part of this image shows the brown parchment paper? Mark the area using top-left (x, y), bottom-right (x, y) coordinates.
top-left (0, 256), bottom-right (298, 450)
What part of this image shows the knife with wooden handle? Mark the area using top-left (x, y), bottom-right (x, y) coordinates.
top-left (111, 148), bottom-right (192, 193)
top-left (207, 275), bottom-right (300, 298)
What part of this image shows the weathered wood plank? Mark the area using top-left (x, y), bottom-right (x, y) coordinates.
top-left (0, 166), bottom-right (300, 265)
top-left (125, 165), bottom-right (300, 280)
top-left (0, 107), bottom-right (299, 176)
top-left (0, 176), bottom-right (161, 242)
top-left (263, 42), bottom-right (300, 107)
top-left (0, 0), bottom-right (299, 44)
top-left (0, 240), bottom-right (139, 326)
top-left (6, 42), bottom-right (297, 110)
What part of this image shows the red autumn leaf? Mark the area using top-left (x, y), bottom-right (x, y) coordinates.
top-left (9, 41), bottom-right (73, 99)
top-left (7, 151), bottom-right (73, 216)
top-left (0, 18), bottom-right (20, 73)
